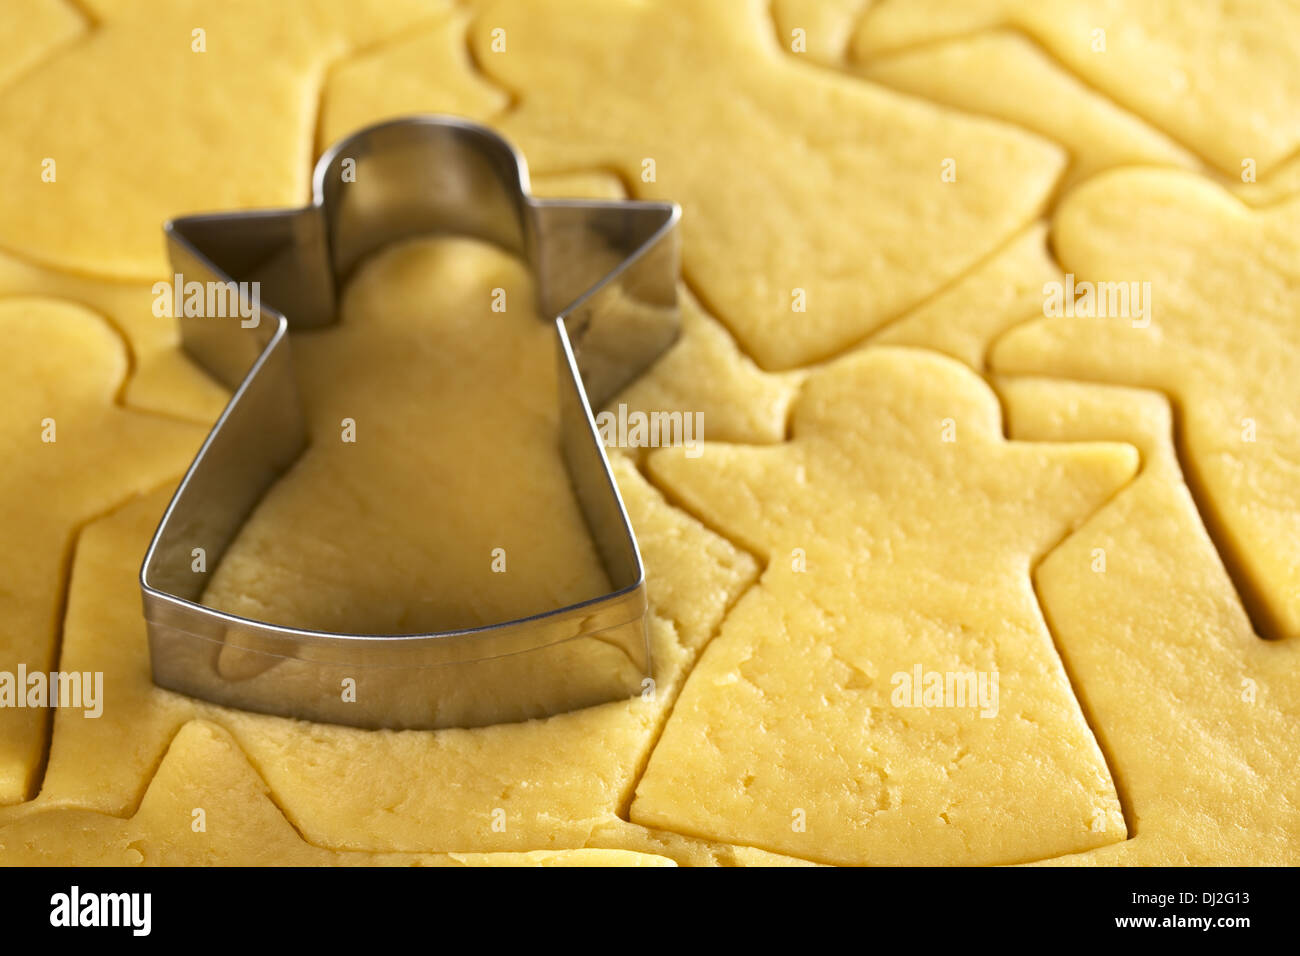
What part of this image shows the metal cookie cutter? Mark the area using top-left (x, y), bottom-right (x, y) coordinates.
top-left (141, 115), bottom-right (680, 730)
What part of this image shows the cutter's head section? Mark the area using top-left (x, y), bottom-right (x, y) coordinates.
top-left (141, 115), bottom-right (681, 729)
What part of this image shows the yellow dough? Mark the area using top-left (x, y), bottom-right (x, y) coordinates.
top-left (873, 222), bottom-right (1060, 370)
top-left (611, 289), bottom-right (801, 448)
top-left (0, 0), bottom-right (83, 94)
top-left (1232, 153), bottom-right (1300, 208)
top-left (0, 251), bottom-right (228, 421)
top-left (632, 348), bottom-right (1137, 865)
top-left (0, 721), bottom-right (673, 867)
top-left (998, 379), bottom-right (1300, 864)
top-left (0, 0), bottom-right (436, 280)
top-left (991, 169), bottom-right (1300, 643)
top-left (317, 8), bottom-right (508, 152)
top-left (853, 0), bottom-right (1300, 179)
top-left (468, 0), bottom-right (1065, 370)
top-left (0, 299), bottom-right (205, 805)
top-left (770, 0), bottom-right (872, 66)
top-left (5, 0), bottom-right (1300, 867)
top-left (860, 30), bottom-right (1199, 192)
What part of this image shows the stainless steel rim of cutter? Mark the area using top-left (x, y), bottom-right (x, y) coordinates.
top-left (140, 114), bottom-right (682, 730)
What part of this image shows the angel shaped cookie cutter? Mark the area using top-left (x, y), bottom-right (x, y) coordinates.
top-left (140, 116), bottom-right (680, 729)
